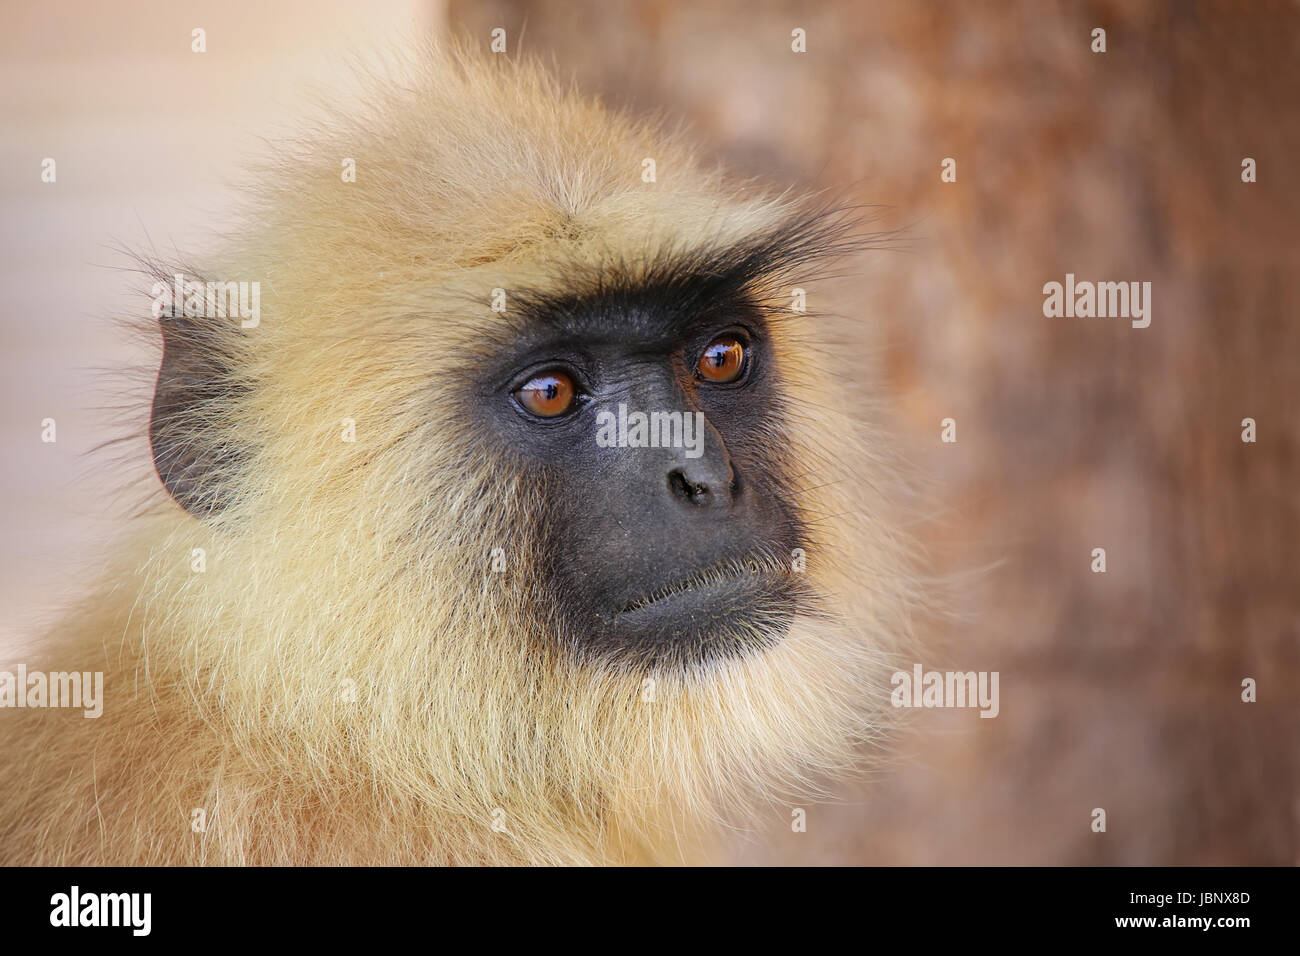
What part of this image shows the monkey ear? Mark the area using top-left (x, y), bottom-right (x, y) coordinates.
top-left (149, 309), bottom-right (243, 518)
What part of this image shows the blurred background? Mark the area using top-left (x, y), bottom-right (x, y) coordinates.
top-left (2, 0), bottom-right (1296, 864)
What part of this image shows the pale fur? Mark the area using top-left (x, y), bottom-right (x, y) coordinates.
top-left (0, 44), bottom-right (918, 865)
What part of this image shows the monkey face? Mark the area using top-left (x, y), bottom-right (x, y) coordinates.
top-left (471, 286), bottom-right (812, 669)
top-left (146, 204), bottom-right (858, 682)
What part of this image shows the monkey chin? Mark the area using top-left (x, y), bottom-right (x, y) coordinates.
top-left (599, 568), bottom-right (818, 671)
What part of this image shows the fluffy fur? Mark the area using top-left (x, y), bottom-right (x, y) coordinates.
top-left (0, 44), bottom-right (918, 865)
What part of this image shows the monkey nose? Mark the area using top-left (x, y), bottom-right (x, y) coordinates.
top-left (667, 465), bottom-right (738, 507)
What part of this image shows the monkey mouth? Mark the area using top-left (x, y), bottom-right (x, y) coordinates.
top-left (598, 562), bottom-right (810, 667)
top-left (605, 553), bottom-right (813, 664)
top-left (616, 558), bottom-right (787, 617)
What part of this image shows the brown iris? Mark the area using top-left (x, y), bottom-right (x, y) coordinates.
top-left (514, 370), bottom-right (577, 417)
top-left (696, 335), bottom-right (747, 383)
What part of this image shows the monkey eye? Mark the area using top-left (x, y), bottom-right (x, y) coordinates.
top-left (696, 335), bottom-right (748, 384)
top-left (513, 369), bottom-right (578, 418)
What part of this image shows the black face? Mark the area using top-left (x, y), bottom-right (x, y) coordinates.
top-left (471, 275), bottom-right (812, 669)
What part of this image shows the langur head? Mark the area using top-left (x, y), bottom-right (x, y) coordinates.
top-left (141, 45), bottom-right (917, 862)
